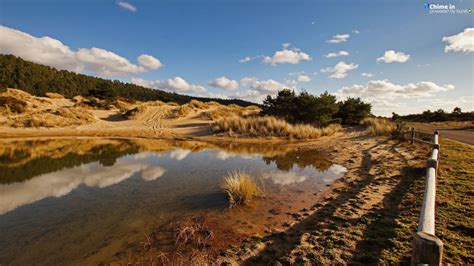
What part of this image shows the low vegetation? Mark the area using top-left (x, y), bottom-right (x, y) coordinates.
top-left (363, 117), bottom-right (396, 136)
top-left (222, 170), bottom-right (262, 207)
top-left (393, 107), bottom-right (474, 123)
top-left (212, 115), bottom-right (342, 139)
top-left (436, 140), bottom-right (474, 264)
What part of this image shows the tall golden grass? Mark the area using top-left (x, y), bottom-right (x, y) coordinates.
top-left (212, 115), bottom-right (342, 139)
top-left (363, 117), bottom-right (396, 136)
top-left (222, 170), bottom-right (261, 207)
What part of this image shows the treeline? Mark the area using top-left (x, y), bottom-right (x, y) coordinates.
top-left (262, 89), bottom-right (371, 126)
top-left (0, 54), bottom-right (254, 106)
top-left (393, 107), bottom-right (474, 122)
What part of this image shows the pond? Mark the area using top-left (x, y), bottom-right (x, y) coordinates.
top-left (0, 138), bottom-right (347, 264)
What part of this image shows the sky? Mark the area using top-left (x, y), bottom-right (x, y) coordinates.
top-left (0, 0), bottom-right (473, 116)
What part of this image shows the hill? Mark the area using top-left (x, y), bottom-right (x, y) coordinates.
top-left (0, 54), bottom-right (254, 106)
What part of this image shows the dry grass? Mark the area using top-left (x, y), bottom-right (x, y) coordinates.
top-left (17, 107), bottom-right (95, 127)
top-left (212, 115), bottom-right (341, 139)
top-left (363, 117), bottom-right (396, 136)
top-left (45, 92), bottom-right (64, 99)
top-left (0, 96), bottom-right (28, 114)
top-left (203, 105), bottom-right (260, 121)
top-left (222, 170), bottom-right (262, 207)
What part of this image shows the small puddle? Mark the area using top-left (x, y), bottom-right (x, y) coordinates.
top-left (0, 138), bottom-right (347, 264)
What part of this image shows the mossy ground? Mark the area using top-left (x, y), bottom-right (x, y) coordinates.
top-left (436, 139), bottom-right (473, 264)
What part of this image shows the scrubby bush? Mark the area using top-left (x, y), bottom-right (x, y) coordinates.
top-left (336, 97), bottom-right (372, 125)
top-left (263, 90), bottom-right (371, 126)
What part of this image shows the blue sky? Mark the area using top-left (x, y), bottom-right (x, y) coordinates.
top-left (0, 0), bottom-right (473, 116)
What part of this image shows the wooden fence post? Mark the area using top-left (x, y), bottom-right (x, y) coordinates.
top-left (411, 127), bottom-right (415, 144)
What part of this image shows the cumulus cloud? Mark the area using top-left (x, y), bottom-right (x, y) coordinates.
top-left (232, 77), bottom-right (294, 103)
top-left (131, 77), bottom-right (206, 93)
top-left (335, 80), bottom-right (455, 115)
top-left (137, 54), bottom-right (163, 70)
top-left (209, 76), bottom-right (239, 90)
top-left (0, 26), bottom-right (162, 77)
top-left (336, 80), bottom-right (453, 99)
top-left (376, 50), bottom-right (410, 63)
top-left (321, 61), bottom-right (358, 79)
top-left (361, 72), bottom-right (374, 77)
top-left (327, 34), bottom-right (350, 43)
top-left (325, 51), bottom-right (349, 58)
top-left (297, 74), bottom-right (312, 82)
top-left (262, 44), bottom-right (311, 65)
top-left (335, 80), bottom-right (465, 115)
top-left (117, 1), bottom-right (137, 12)
top-left (352, 29), bottom-right (360, 34)
top-left (442, 28), bottom-right (474, 53)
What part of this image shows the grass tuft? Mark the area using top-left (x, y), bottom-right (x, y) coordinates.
top-left (222, 170), bottom-right (262, 207)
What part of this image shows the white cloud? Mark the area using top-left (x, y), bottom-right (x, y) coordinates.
top-left (137, 54), bottom-right (163, 70)
top-left (0, 26), bottom-right (162, 77)
top-left (262, 44), bottom-right (311, 65)
top-left (336, 80), bottom-right (453, 99)
top-left (76, 47), bottom-right (146, 76)
top-left (376, 50), bottom-right (410, 63)
top-left (297, 74), bottom-right (312, 82)
top-left (335, 80), bottom-right (455, 115)
top-left (321, 61), bottom-right (358, 79)
top-left (442, 28), bottom-right (474, 53)
top-left (327, 34), bottom-right (350, 44)
top-left (233, 77), bottom-right (294, 103)
top-left (240, 77), bottom-right (258, 86)
top-left (209, 76), bottom-right (239, 90)
top-left (352, 29), bottom-right (360, 34)
top-left (325, 50), bottom-right (349, 58)
top-left (239, 56), bottom-right (253, 63)
top-left (131, 77), bottom-right (206, 93)
top-left (361, 72), bottom-right (374, 77)
top-left (117, 1), bottom-right (137, 12)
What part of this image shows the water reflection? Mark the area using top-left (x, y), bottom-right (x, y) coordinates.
top-left (0, 161), bottom-right (167, 215)
top-left (0, 138), bottom-right (347, 264)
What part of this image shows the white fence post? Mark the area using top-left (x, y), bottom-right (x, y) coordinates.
top-left (411, 129), bottom-right (443, 266)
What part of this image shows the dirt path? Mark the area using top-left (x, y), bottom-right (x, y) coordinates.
top-left (220, 136), bottom-right (428, 264)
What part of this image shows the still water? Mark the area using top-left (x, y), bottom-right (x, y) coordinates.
top-left (0, 138), bottom-right (346, 264)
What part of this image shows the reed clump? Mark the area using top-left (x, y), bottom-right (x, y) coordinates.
top-left (222, 170), bottom-right (262, 207)
top-left (212, 115), bottom-right (341, 139)
top-left (363, 117), bottom-right (396, 136)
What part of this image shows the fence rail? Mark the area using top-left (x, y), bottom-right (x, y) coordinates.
top-left (408, 129), bottom-right (444, 265)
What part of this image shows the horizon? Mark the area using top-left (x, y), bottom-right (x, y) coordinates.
top-left (0, 0), bottom-right (473, 116)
